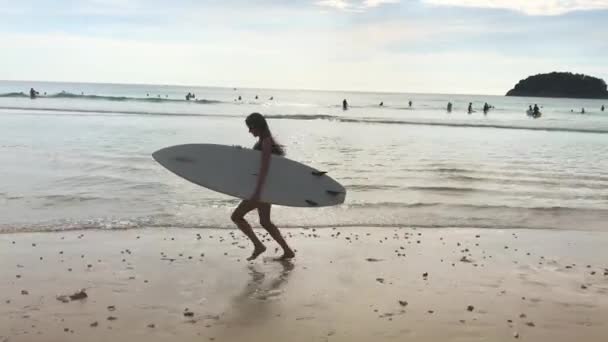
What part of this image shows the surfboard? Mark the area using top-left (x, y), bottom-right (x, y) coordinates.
top-left (152, 144), bottom-right (346, 207)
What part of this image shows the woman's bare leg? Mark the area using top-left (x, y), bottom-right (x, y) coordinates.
top-left (258, 203), bottom-right (295, 259)
top-left (231, 200), bottom-right (267, 260)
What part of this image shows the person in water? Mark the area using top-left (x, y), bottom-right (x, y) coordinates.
top-left (533, 104), bottom-right (540, 116)
top-left (379, 101), bottom-right (384, 107)
top-left (581, 108), bottom-right (585, 114)
top-left (342, 99), bottom-right (348, 110)
top-left (602, 105), bottom-right (605, 112)
top-left (231, 113), bottom-right (295, 261)
top-left (467, 102), bottom-right (473, 114)
top-left (483, 102), bottom-right (489, 114)
top-left (447, 102), bottom-right (453, 112)
top-left (29, 88), bottom-right (38, 99)
top-left (408, 100), bottom-right (412, 108)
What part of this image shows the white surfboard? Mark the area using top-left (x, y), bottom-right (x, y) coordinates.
top-left (152, 144), bottom-right (346, 207)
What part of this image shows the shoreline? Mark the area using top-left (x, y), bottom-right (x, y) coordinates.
top-left (2, 227), bottom-right (608, 341)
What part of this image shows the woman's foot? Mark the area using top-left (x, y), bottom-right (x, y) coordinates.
top-left (278, 249), bottom-right (295, 260)
top-left (247, 244), bottom-right (267, 261)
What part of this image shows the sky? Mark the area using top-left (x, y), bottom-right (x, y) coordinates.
top-left (0, 0), bottom-right (607, 94)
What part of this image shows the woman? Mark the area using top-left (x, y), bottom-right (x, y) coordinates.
top-left (231, 113), bottom-right (295, 261)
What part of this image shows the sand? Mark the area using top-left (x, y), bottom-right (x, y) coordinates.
top-left (2, 227), bottom-right (608, 341)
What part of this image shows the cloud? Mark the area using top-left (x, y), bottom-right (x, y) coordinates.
top-left (315, 0), bottom-right (399, 11)
top-left (363, 0), bottom-right (400, 7)
top-left (423, 0), bottom-right (608, 16)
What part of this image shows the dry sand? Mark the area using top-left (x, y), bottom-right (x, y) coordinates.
top-left (2, 227), bottom-right (608, 341)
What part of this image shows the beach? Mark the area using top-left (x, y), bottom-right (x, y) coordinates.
top-left (3, 227), bottom-right (608, 342)
top-left (1, 81), bottom-right (608, 340)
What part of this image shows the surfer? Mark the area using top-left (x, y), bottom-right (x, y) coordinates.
top-left (29, 88), bottom-right (38, 99)
top-left (231, 113), bottom-right (295, 261)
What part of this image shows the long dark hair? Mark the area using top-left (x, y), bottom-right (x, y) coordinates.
top-left (246, 112), bottom-right (285, 156)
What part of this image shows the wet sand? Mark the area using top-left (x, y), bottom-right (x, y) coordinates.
top-left (2, 227), bottom-right (608, 341)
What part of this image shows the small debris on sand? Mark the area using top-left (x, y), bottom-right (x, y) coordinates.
top-left (398, 300), bottom-right (408, 307)
top-left (376, 278), bottom-right (385, 284)
top-left (21, 290), bottom-right (29, 295)
top-left (147, 323), bottom-right (155, 328)
top-left (366, 258), bottom-right (383, 262)
top-left (460, 256), bottom-right (473, 263)
top-left (90, 321), bottom-right (98, 327)
top-left (107, 316), bottom-right (117, 321)
top-left (467, 305), bottom-right (474, 312)
top-left (69, 289), bottom-right (88, 301)
top-left (107, 305), bottom-right (116, 311)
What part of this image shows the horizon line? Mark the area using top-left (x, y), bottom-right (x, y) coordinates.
top-left (0, 78), bottom-right (506, 97)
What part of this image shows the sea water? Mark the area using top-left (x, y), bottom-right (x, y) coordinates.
top-left (1, 80), bottom-right (607, 232)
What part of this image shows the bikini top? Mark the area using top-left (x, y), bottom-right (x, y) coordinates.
top-left (253, 138), bottom-right (284, 156)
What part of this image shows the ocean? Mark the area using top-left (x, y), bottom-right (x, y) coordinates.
top-left (1, 80), bottom-right (607, 233)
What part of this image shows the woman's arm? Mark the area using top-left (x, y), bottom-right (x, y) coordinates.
top-left (251, 137), bottom-right (272, 201)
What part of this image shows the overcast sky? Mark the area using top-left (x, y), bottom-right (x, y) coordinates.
top-left (1, 0), bottom-right (607, 94)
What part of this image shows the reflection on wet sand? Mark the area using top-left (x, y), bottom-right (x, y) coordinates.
top-left (213, 260), bottom-right (294, 339)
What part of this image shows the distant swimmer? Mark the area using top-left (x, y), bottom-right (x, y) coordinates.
top-left (581, 108), bottom-right (585, 114)
top-left (238, 95), bottom-right (242, 101)
top-left (533, 104), bottom-right (540, 116)
top-left (602, 105), bottom-right (605, 112)
top-left (29, 88), bottom-right (38, 99)
top-left (447, 102), bottom-right (453, 112)
top-left (467, 102), bottom-right (473, 114)
top-left (379, 101), bottom-right (384, 107)
top-left (186, 92), bottom-right (192, 101)
top-left (408, 100), bottom-right (412, 108)
top-left (342, 99), bottom-right (348, 110)
top-left (146, 93), bottom-right (149, 97)
top-left (269, 96), bottom-right (274, 100)
top-left (255, 95), bottom-right (259, 100)
top-left (483, 102), bottom-right (489, 115)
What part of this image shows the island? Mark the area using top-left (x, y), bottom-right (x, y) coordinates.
top-left (506, 72), bottom-right (608, 99)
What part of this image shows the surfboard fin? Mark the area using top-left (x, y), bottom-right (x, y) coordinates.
top-left (305, 200), bottom-right (318, 206)
top-left (326, 190), bottom-right (345, 196)
top-left (312, 171), bottom-right (327, 176)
